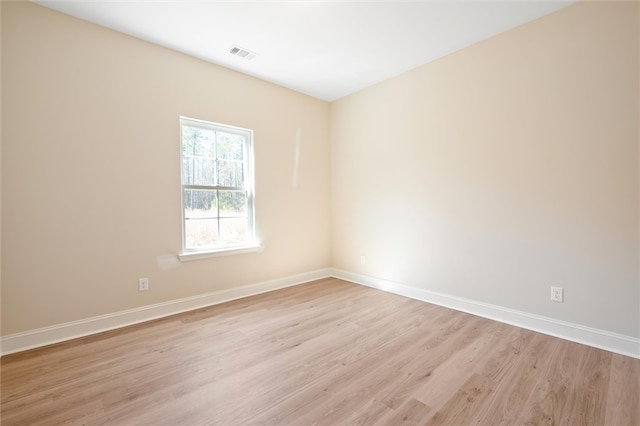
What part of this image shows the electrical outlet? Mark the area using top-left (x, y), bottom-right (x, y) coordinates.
top-left (551, 286), bottom-right (563, 302)
top-left (139, 277), bottom-right (149, 292)
top-left (360, 255), bottom-right (366, 265)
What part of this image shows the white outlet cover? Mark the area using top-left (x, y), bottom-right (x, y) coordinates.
top-left (551, 286), bottom-right (563, 302)
top-left (139, 277), bottom-right (149, 291)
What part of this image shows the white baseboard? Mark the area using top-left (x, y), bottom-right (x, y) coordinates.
top-left (3, 268), bottom-right (638, 359)
top-left (0, 268), bottom-right (332, 356)
top-left (330, 268), bottom-right (640, 359)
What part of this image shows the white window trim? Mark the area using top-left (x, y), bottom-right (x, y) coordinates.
top-left (178, 244), bottom-right (263, 262)
top-left (179, 116), bottom-right (257, 259)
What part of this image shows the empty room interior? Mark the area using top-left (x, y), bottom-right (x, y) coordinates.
top-left (1, 0), bottom-right (639, 424)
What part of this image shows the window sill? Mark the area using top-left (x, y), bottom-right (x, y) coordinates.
top-left (178, 244), bottom-right (263, 262)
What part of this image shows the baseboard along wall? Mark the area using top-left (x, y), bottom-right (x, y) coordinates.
top-left (2, 268), bottom-right (638, 359)
top-left (331, 269), bottom-right (640, 360)
top-left (0, 269), bottom-right (332, 356)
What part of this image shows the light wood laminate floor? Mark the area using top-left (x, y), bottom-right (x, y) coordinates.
top-left (1, 278), bottom-right (639, 425)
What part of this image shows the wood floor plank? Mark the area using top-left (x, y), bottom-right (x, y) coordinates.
top-left (514, 341), bottom-right (612, 425)
top-left (375, 397), bottom-right (432, 426)
top-left (343, 398), bottom-right (394, 426)
top-left (377, 315), bottom-right (504, 412)
top-left (465, 331), bottom-right (560, 425)
top-left (2, 278), bottom-right (638, 425)
top-left (426, 373), bottom-right (496, 426)
top-left (604, 353), bottom-right (640, 425)
top-left (410, 323), bottom-right (525, 418)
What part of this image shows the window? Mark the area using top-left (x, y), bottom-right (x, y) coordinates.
top-left (180, 117), bottom-right (255, 257)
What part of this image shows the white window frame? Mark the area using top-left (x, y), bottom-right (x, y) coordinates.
top-left (178, 116), bottom-right (258, 260)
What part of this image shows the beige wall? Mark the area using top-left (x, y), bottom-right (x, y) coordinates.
top-left (330, 1), bottom-right (639, 337)
top-left (1, 2), bottom-right (331, 334)
top-left (2, 1), bottom-right (638, 341)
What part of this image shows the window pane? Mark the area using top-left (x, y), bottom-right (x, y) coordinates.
top-left (218, 191), bottom-right (247, 217)
top-left (182, 126), bottom-right (215, 157)
top-left (183, 189), bottom-right (217, 218)
top-left (217, 132), bottom-right (244, 160)
top-left (185, 218), bottom-right (219, 248)
top-left (182, 156), bottom-right (216, 186)
top-left (182, 126), bottom-right (216, 185)
top-left (218, 159), bottom-right (244, 187)
top-left (220, 218), bottom-right (248, 245)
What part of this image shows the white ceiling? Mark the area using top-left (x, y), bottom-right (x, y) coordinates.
top-left (34, 0), bottom-right (575, 102)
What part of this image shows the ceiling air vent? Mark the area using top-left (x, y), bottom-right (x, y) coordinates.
top-left (229, 45), bottom-right (257, 61)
